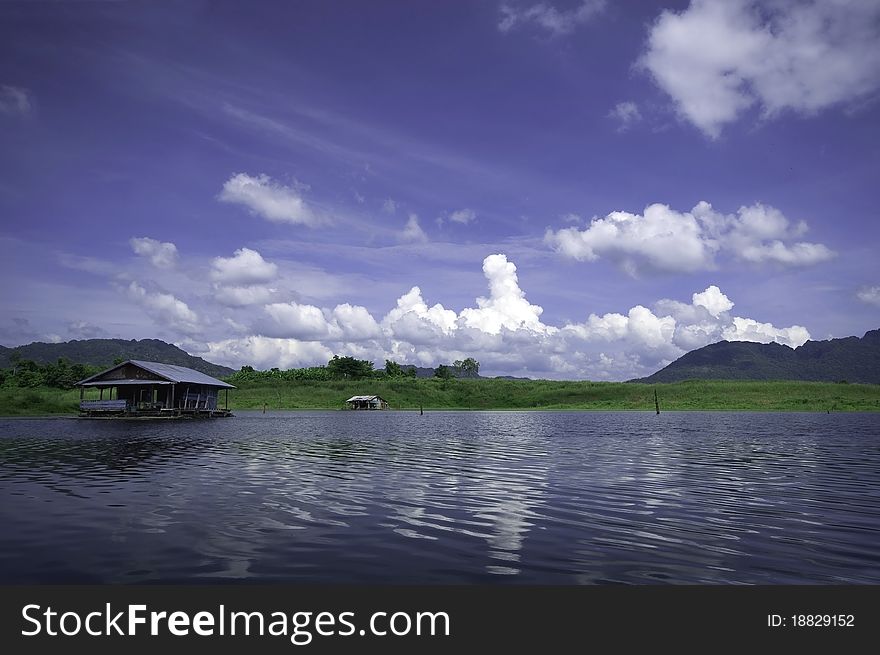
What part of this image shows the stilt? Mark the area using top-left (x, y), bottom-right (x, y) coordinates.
top-left (420, 404), bottom-right (424, 415)
top-left (654, 388), bottom-right (660, 415)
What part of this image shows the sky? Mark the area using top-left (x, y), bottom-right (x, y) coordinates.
top-left (1, 0), bottom-right (879, 380)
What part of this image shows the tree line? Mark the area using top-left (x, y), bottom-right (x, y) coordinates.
top-left (0, 353), bottom-right (482, 388)
top-left (227, 356), bottom-right (480, 383)
top-left (0, 355), bottom-right (104, 389)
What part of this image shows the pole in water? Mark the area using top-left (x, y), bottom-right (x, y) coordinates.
top-left (654, 388), bottom-right (660, 415)
top-left (420, 404), bottom-right (424, 415)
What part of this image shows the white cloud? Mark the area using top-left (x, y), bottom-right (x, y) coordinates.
top-left (608, 101), bottom-right (642, 131)
top-left (499, 0), bottom-right (606, 35)
top-left (129, 237), bottom-right (178, 269)
top-left (857, 286), bottom-right (880, 307)
top-left (382, 287), bottom-right (458, 344)
top-left (263, 300), bottom-right (382, 342)
top-left (264, 301), bottom-right (338, 340)
top-left (193, 336), bottom-right (334, 371)
top-left (545, 203), bottom-right (716, 274)
top-left (449, 208), bottom-right (476, 225)
top-left (215, 285), bottom-right (276, 307)
top-left (382, 198), bottom-right (398, 214)
top-left (692, 285), bottom-right (734, 318)
top-left (641, 0), bottom-right (880, 138)
top-left (218, 173), bottom-right (320, 226)
top-left (0, 85), bottom-right (31, 116)
top-left (400, 213), bottom-right (428, 243)
top-left (116, 246), bottom-right (813, 380)
top-left (545, 200), bottom-right (834, 274)
top-left (721, 317), bottom-right (810, 348)
top-left (458, 254), bottom-right (550, 334)
top-left (126, 281), bottom-right (199, 334)
top-left (211, 247), bottom-right (278, 285)
top-left (331, 303), bottom-right (383, 341)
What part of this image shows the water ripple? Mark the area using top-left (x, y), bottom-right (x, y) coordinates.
top-left (1, 410), bottom-right (879, 584)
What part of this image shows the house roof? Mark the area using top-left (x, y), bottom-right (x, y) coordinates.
top-left (76, 360), bottom-right (235, 388)
top-left (346, 395), bottom-right (386, 402)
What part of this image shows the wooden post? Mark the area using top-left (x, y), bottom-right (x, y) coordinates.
top-left (100, 388), bottom-right (103, 400)
top-left (225, 388), bottom-right (228, 410)
top-left (420, 404), bottom-right (423, 415)
top-left (654, 388), bottom-right (660, 415)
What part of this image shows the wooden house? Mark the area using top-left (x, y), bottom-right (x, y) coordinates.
top-left (345, 395), bottom-right (389, 410)
top-left (76, 360), bottom-right (234, 418)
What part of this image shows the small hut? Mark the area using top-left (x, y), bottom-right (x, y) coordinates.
top-left (345, 395), bottom-right (389, 410)
top-left (76, 360), bottom-right (234, 418)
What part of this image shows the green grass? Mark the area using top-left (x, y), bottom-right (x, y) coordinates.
top-left (0, 387), bottom-right (81, 416)
top-left (1, 379), bottom-right (879, 416)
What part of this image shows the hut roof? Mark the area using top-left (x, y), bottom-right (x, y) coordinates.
top-left (345, 395), bottom-right (385, 402)
top-left (76, 360), bottom-right (235, 388)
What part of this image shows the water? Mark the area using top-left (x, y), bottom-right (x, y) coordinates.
top-left (1, 411), bottom-right (879, 584)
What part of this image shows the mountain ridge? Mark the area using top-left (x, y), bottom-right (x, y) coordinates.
top-left (632, 329), bottom-right (880, 384)
top-left (0, 338), bottom-right (234, 378)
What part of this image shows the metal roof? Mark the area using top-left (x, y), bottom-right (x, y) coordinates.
top-left (81, 379), bottom-right (173, 387)
top-left (77, 360), bottom-right (234, 388)
top-left (345, 395), bottom-right (386, 402)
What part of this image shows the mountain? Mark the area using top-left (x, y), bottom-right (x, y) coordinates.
top-left (0, 338), bottom-right (234, 378)
top-left (633, 329), bottom-right (880, 384)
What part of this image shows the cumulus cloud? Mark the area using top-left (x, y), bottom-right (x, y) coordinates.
top-left (382, 198), bottom-right (398, 214)
top-left (216, 285), bottom-right (276, 308)
top-left (210, 248), bottom-right (279, 307)
top-left (0, 85), bottom-right (32, 116)
top-left (218, 173), bottom-right (321, 226)
top-left (608, 101), bottom-right (642, 131)
top-left (129, 237), bottom-right (178, 269)
top-left (641, 0), bottom-right (880, 138)
top-left (211, 248), bottom-right (278, 285)
top-left (857, 286), bottom-right (880, 307)
top-left (692, 285), bottom-right (734, 318)
top-left (262, 300), bottom-right (382, 342)
top-left (400, 213), bottom-right (428, 243)
top-left (133, 250), bottom-right (812, 380)
top-left (126, 281), bottom-right (199, 334)
top-left (545, 200), bottom-right (834, 274)
top-left (459, 254), bottom-right (550, 334)
top-left (194, 336), bottom-right (334, 371)
top-left (721, 317), bottom-right (810, 348)
top-left (499, 0), bottom-right (606, 35)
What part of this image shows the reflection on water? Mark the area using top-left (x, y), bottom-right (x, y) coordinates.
top-left (1, 411), bottom-right (879, 584)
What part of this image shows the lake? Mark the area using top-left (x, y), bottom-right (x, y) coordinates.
top-left (1, 411), bottom-right (879, 584)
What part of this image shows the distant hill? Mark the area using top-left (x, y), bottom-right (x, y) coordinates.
top-left (633, 329), bottom-right (880, 384)
top-left (0, 339), bottom-right (234, 378)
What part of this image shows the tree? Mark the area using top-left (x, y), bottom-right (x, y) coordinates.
top-left (434, 364), bottom-right (453, 379)
top-left (453, 357), bottom-right (480, 378)
top-left (385, 360), bottom-right (403, 377)
top-left (327, 355), bottom-right (374, 379)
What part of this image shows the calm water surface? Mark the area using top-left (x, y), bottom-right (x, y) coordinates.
top-left (1, 411), bottom-right (879, 584)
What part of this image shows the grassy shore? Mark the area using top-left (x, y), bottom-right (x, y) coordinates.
top-left (2, 379), bottom-right (879, 416)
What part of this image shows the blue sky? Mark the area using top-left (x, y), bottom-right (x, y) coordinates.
top-left (1, 0), bottom-right (878, 379)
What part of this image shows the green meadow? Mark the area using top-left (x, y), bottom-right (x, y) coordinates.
top-left (2, 379), bottom-right (879, 416)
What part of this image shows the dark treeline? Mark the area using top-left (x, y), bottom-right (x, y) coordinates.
top-left (0, 356), bottom-right (104, 389)
top-left (0, 354), bottom-right (482, 389)
top-left (227, 356), bottom-right (480, 384)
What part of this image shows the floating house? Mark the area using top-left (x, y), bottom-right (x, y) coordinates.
top-left (76, 360), bottom-right (234, 418)
top-left (345, 395), bottom-right (389, 410)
